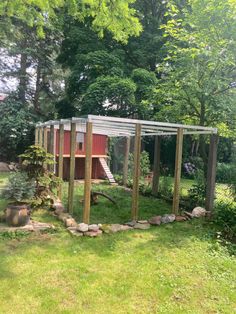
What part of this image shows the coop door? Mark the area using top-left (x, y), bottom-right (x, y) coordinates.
top-left (76, 132), bottom-right (84, 151)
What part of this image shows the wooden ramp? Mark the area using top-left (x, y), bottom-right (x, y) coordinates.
top-left (99, 157), bottom-right (116, 184)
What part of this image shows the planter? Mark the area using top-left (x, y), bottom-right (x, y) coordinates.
top-left (5, 204), bottom-right (30, 227)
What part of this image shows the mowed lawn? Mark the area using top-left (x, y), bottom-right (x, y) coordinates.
top-left (0, 173), bottom-right (235, 313)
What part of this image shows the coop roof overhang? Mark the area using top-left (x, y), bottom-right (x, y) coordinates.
top-left (36, 115), bottom-right (217, 137)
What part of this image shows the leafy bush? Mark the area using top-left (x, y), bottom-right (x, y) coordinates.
top-left (20, 145), bottom-right (61, 206)
top-left (3, 172), bottom-right (35, 203)
top-left (128, 150), bottom-right (151, 178)
top-left (158, 176), bottom-right (173, 199)
top-left (214, 201), bottom-right (236, 241)
top-left (188, 169), bottom-right (206, 207)
top-left (216, 163), bottom-right (236, 184)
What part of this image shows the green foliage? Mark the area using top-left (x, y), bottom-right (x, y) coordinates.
top-left (3, 171), bottom-right (35, 203)
top-left (188, 170), bottom-right (206, 207)
top-left (214, 201), bottom-right (236, 241)
top-left (158, 176), bottom-right (173, 199)
top-left (0, 96), bottom-right (35, 161)
top-left (20, 146), bottom-right (61, 206)
top-left (0, 0), bottom-right (142, 42)
top-left (128, 151), bottom-right (151, 178)
top-left (216, 163), bottom-right (236, 184)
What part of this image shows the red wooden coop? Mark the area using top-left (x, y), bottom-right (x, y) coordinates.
top-left (53, 129), bottom-right (115, 182)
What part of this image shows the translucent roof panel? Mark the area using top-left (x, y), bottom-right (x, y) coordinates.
top-left (37, 115), bottom-right (217, 137)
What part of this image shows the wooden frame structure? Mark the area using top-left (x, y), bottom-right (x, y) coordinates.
top-left (35, 115), bottom-right (217, 224)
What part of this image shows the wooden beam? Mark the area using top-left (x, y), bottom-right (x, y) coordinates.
top-left (43, 127), bottom-right (48, 152)
top-left (152, 135), bottom-right (161, 196)
top-left (58, 123), bottom-right (64, 200)
top-left (83, 122), bottom-right (93, 224)
top-left (38, 127), bottom-right (43, 147)
top-left (205, 134), bottom-right (218, 211)
top-left (123, 136), bottom-right (130, 186)
top-left (68, 122), bottom-right (76, 214)
top-left (172, 128), bottom-right (184, 215)
top-left (35, 127), bottom-right (39, 145)
top-left (49, 125), bottom-right (55, 172)
top-left (131, 124), bottom-right (142, 221)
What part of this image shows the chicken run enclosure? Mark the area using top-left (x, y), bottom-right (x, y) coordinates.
top-left (35, 115), bottom-right (218, 224)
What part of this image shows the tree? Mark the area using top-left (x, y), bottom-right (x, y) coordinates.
top-left (0, 0), bottom-right (142, 42)
top-left (153, 0), bottom-right (236, 165)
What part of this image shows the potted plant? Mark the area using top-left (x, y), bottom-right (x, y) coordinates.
top-left (3, 171), bottom-right (36, 226)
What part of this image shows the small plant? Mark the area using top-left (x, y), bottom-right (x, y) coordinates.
top-left (214, 201), bottom-right (236, 241)
top-left (3, 171), bottom-right (35, 204)
top-left (188, 169), bottom-right (206, 207)
top-left (159, 176), bottom-right (173, 199)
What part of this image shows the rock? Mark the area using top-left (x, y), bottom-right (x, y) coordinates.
top-left (137, 220), bottom-right (149, 224)
top-left (124, 220), bottom-right (136, 227)
top-left (88, 224), bottom-right (99, 232)
top-left (0, 162), bottom-right (10, 172)
top-left (67, 227), bottom-right (83, 237)
top-left (148, 216), bottom-right (162, 225)
top-left (119, 225), bottom-right (133, 231)
top-left (77, 223), bottom-right (89, 232)
top-left (65, 218), bottom-right (77, 228)
top-left (192, 207), bottom-right (206, 218)
top-left (84, 230), bottom-right (103, 237)
top-left (161, 214), bottom-right (176, 224)
top-left (175, 215), bottom-right (187, 222)
top-left (134, 222), bottom-right (150, 230)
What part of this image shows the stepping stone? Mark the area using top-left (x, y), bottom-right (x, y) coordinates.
top-left (134, 223), bottom-right (150, 230)
top-left (84, 230), bottom-right (103, 237)
top-left (148, 216), bottom-right (162, 225)
top-left (77, 223), bottom-right (89, 232)
top-left (161, 214), bottom-right (175, 224)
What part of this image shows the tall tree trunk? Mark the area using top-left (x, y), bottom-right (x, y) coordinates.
top-left (18, 50), bottom-right (27, 103)
top-left (34, 60), bottom-right (41, 113)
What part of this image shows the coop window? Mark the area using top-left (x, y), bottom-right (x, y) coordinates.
top-left (76, 132), bottom-right (84, 150)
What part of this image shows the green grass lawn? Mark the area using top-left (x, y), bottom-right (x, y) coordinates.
top-left (0, 173), bottom-right (235, 313)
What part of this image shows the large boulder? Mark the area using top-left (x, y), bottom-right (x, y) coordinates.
top-left (192, 207), bottom-right (206, 217)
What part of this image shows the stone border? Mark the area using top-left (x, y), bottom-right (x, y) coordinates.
top-left (53, 200), bottom-right (208, 238)
top-left (0, 220), bottom-right (55, 232)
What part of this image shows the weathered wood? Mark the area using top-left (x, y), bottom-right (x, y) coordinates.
top-left (43, 127), bottom-right (48, 152)
top-left (49, 125), bottom-right (55, 172)
top-left (152, 135), bottom-right (161, 196)
top-left (172, 128), bottom-right (184, 215)
top-left (123, 136), bottom-right (130, 186)
top-left (58, 123), bottom-right (64, 199)
top-left (131, 124), bottom-right (142, 221)
top-left (68, 122), bottom-right (76, 214)
top-left (205, 134), bottom-right (218, 211)
top-left (83, 122), bottom-right (93, 224)
top-left (35, 127), bottom-right (39, 145)
top-left (38, 127), bottom-right (43, 147)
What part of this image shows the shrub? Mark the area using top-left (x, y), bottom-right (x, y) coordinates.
top-left (216, 163), bottom-right (236, 184)
top-left (3, 172), bottom-right (35, 203)
top-left (128, 151), bottom-right (151, 178)
top-left (214, 201), bottom-right (236, 241)
top-left (20, 145), bottom-right (61, 206)
top-left (188, 169), bottom-right (206, 207)
top-left (158, 176), bottom-right (173, 199)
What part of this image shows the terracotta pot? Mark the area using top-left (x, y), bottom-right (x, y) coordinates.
top-left (5, 204), bottom-right (30, 227)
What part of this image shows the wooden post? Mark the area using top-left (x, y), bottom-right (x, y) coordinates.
top-left (131, 124), bottom-right (142, 221)
top-left (43, 127), bottom-right (48, 152)
top-left (49, 125), bottom-right (55, 172)
top-left (38, 127), bottom-right (43, 147)
top-left (123, 136), bottom-right (130, 186)
top-left (152, 135), bottom-right (161, 196)
top-left (68, 122), bottom-right (76, 214)
top-left (172, 128), bottom-right (184, 215)
top-left (58, 123), bottom-right (64, 199)
top-left (205, 134), bottom-right (218, 211)
top-left (83, 122), bottom-right (93, 224)
top-left (35, 127), bottom-right (39, 145)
